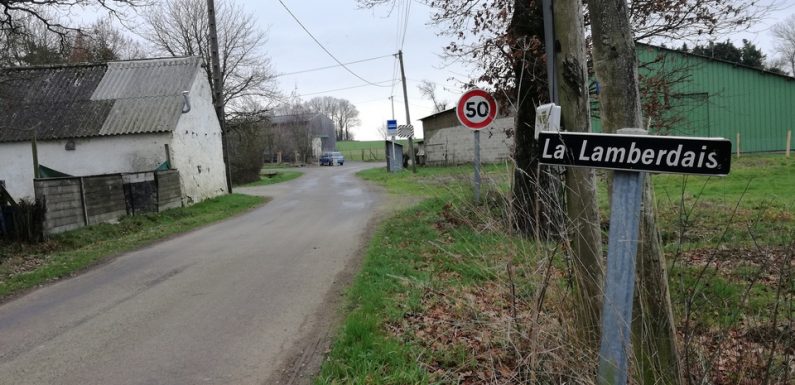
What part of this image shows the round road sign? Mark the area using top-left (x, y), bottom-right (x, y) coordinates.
top-left (456, 89), bottom-right (498, 130)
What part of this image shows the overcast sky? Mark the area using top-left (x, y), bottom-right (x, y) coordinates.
top-left (249, 0), bottom-right (468, 141)
top-left (254, 0), bottom-right (795, 141)
top-left (80, 0), bottom-right (795, 141)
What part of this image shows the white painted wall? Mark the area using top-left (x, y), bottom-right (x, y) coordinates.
top-left (0, 135), bottom-right (170, 200)
top-left (0, 66), bottom-right (226, 205)
top-left (168, 68), bottom-right (227, 204)
top-left (424, 116), bottom-right (513, 166)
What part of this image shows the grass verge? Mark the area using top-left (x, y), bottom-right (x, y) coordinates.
top-left (0, 193), bottom-right (266, 300)
top-left (318, 154), bottom-right (793, 384)
top-left (242, 170), bottom-right (303, 187)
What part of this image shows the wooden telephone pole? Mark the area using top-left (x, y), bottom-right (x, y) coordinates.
top-left (207, 0), bottom-right (233, 193)
top-left (397, 50), bottom-right (417, 173)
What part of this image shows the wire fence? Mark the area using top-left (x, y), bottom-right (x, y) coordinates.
top-left (338, 148), bottom-right (387, 162)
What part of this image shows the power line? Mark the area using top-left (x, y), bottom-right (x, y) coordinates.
top-left (276, 0), bottom-right (391, 88)
top-left (400, 0), bottom-right (411, 49)
top-left (296, 79), bottom-right (395, 98)
top-left (273, 54), bottom-right (394, 78)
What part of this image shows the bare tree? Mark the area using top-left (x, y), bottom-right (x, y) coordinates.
top-left (772, 14), bottom-right (795, 75)
top-left (334, 99), bottom-right (360, 141)
top-left (304, 96), bottom-right (339, 124)
top-left (0, 0), bottom-right (142, 37)
top-left (418, 80), bottom-right (448, 113)
top-left (82, 17), bottom-right (145, 61)
top-left (0, 14), bottom-right (144, 66)
top-left (304, 96), bottom-right (360, 141)
top-left (141, 0), bottom-right (278, 115)
top-left (0, 12), bottom-right (66, 66)
top-left (226, 99), bottom-right (269, 184)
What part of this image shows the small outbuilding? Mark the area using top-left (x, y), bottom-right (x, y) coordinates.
top-left (419, 109), bottom-right (513, 166)
top-left (265, 113), bottom-right (336, 163)
top-left (0, 56), bottom-right (227, 204)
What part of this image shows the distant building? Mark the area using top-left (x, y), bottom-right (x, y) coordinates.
top-left (419, 109), bottom-right (512, 166)
top-left (0, 57), bottom-right (227, 204)
top-left (265, 113), bottom-right (336, 162)
top-left (420, 43), bottom-right (794, 164)
top-left (597, 43), bottom-right (794, 153)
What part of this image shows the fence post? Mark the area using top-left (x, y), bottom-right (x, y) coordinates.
top-left (164, 144), bottom-right (172, 168)
top-left (736, 132), bottom-right (741, 158)
top-left (787, 129), bottom-right (791, 158)
top-left (79, 177), bottom-right (89, 226)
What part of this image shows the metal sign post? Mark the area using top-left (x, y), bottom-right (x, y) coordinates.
top-left (387, 119), bottom-right (398, 172)
top-left (456, 89), bottom-right (498, 204)
top-left (473, 130), bottom-right (481, 203)
top-left (538, 127), bottom-right (732, 385)
top-left (596, 129), bottom-right (646, 385)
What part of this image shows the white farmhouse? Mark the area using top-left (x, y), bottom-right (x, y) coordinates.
top-left (0, 57), bottom-right (227, 204)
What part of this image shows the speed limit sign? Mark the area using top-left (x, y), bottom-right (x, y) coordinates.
top-left (456, 89), bottom-right (498, 130)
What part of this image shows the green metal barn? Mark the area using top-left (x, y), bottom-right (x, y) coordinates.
top-left (592, 44), bottom-right (794, 153)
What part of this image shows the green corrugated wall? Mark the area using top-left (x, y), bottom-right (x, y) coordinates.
top-left (591, 44), bottom-right (795, 153)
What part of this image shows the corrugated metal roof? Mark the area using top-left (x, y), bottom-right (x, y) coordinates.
top-left (99, 96), bottom-right (183, 136)
top-left (0, 57), bottom-right (201, 143)
top-left (92, 57), bottom-right (200, 100)
top-left (0, 64), bottom-right (111, 142)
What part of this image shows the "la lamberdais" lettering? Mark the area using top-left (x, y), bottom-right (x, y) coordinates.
top-left (542, 139), bottom-right (720, 169)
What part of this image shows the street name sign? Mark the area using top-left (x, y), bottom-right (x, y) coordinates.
top-left (456, 89), bottom-right (498, 130)
top-left (537, 131), bottom-right (732, 176)
top-left (536, 128), bottom-right (731, 385)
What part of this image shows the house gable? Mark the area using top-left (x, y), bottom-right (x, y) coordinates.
top-left (0, 57), bottom-right (202, 143)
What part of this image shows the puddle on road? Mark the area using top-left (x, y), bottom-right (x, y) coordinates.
top-left (341, 200), bottom-right (367, 209)
top-left (341, 188), bottom-right (363, 197)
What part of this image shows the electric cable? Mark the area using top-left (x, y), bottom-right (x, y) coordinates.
top-left (296, 79), bottom-right (395, 98)
top-left (273, 54), bottom-right (394, 78)
top-left (276, 0), bottom-right (391, 87)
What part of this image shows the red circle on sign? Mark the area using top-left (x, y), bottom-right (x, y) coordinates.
top-left (456, 89), bottom-right (498, 130)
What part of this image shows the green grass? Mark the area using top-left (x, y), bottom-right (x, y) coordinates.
top-left (316, 197), bottom-right (536, 384)
top-left (242, 170), bottom-right (303, 186)
top-left (319, 153), bottom-right (794, 383)
top-left (315, 201), bottom-right (440, 384)
top-left (0, 194), bottom-right (265, 299)
top-left (653, 154), bottom-right (794, 247)
top-left (357, 163), bottom-right (511, 197)
top-left (669, 266), bottom-right (778, 328)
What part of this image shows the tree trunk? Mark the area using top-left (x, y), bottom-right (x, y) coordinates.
top-left (552, 0), bottom-right (604, 346)
top-left (509, 0), bottom-right (563, 240)
top-left (588, 0), bottom-right (683, 384)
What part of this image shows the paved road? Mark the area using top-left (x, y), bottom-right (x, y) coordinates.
top-left (0, 162), bottom-right (382, 385)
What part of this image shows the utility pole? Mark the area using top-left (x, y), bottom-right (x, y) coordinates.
top-left (206, 0), bottom-right (233, 194)
top-left (397, 50), bottom-right (417, 173)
